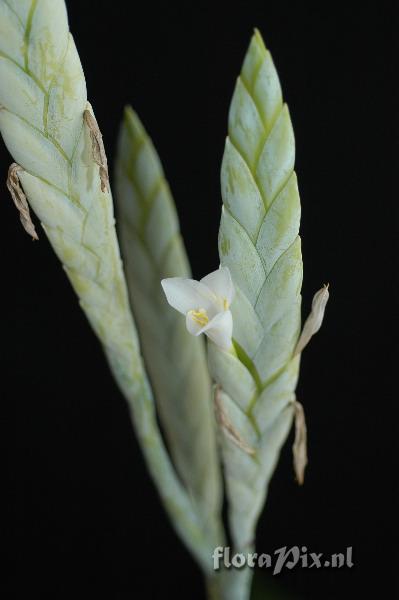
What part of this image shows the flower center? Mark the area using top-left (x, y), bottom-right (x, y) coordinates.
top-left (189, 308), bottom-right (209, 327)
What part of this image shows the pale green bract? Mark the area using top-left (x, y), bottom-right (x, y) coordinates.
top-left (115, 107), bottom-right (223, 543)
top-left (210, 29), bottom-right (303, 580)
top-left (0, 0), bottom-right (218, 575)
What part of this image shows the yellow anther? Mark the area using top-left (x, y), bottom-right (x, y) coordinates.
top-left (189, 308), bottom-right (209, 327)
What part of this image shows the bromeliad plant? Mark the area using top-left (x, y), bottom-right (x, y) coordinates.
top-left (0, 2), bottom-right (329, 599)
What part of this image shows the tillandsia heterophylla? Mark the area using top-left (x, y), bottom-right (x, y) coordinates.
top-left (0, 2), bottom-right (329, 599)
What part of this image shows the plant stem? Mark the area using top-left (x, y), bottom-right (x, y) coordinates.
top-left (206, 565), bottom-right (254, 600)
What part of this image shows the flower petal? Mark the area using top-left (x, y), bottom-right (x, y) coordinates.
top-left (161, 277), bottom-right (215, 315)
top-left (201, 266), bottom-right (235, 307)
top-left (200, 310), bottom-right (233, 351)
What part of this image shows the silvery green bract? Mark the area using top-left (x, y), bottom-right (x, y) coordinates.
top-left (205, 29), bottom-right (305, 598)
top-left (0, 0), bottom-right (221, 575)
top-left (115, 107), bottom-right (223, 548)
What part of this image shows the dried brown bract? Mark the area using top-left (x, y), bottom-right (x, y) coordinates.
top-left (294, 284), bottom-right (330, 356)
top-left (83, 109), bottom-right (109, 192)
top-left (6, 163), bottom-right (38, 240)
top-left (215, 386), bottom-right (256, 456)
top-left (292, 400), bottom-right (308, 485)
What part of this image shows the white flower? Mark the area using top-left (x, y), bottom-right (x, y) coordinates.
top-left (161, 267), bottom-right (235, 351)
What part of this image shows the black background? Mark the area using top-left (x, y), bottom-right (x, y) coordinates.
top-left (2, 1), bottom-right (397, 598)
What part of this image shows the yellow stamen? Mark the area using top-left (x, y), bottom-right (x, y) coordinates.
top-left (223, 298), bottom-right (229, 310)
top-left (189, 308), bottom-right (209, 327)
